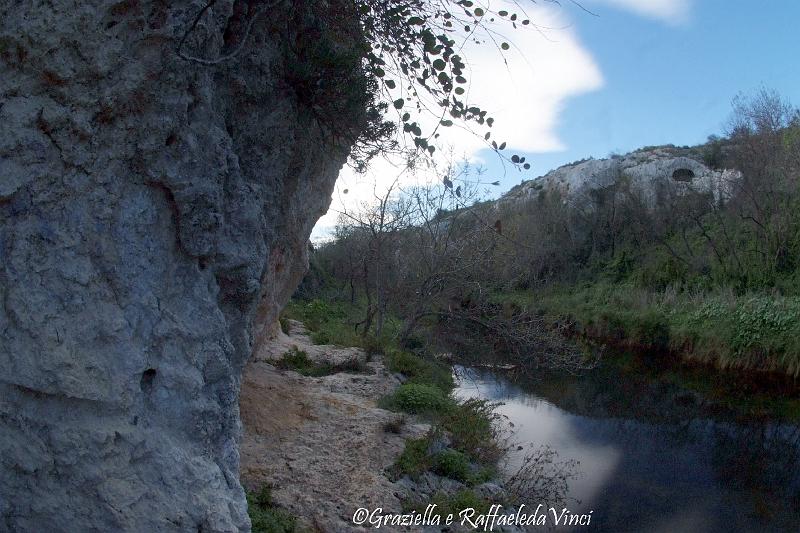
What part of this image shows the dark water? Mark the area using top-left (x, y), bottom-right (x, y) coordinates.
top-left (453, 364), bottom-right (800, 532)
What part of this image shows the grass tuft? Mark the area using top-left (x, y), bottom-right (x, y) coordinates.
top-left (247, 485), bottom-right (298, 533)
top-left (275, 346), bottom-right (366, 377)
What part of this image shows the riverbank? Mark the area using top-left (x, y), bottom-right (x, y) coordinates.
top-left (491, 284), bottom-right (800, 380)
top-left (239, 319), bottom-right (525, 531)
top-left (240, 319), bottom-right (418, 530)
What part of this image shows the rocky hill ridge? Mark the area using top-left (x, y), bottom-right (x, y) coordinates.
top-left (500, 145), bottom-right (741, 208)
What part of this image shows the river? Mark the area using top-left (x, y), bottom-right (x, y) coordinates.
top-left (453, 362), bottom-right (800, 532)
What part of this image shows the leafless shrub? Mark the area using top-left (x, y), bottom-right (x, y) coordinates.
top-left (505, 444), bottom-right (581, 508)
top-left (439, 301), bottom-right (597, 373)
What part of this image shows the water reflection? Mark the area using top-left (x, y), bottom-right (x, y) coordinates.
top-left (454, 366), bottom-right (800, 532)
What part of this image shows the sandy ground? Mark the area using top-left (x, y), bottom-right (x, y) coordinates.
top-left (240, 320), bottom-right (427, 531)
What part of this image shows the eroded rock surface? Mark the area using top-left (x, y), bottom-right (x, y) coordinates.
top-left (501, 147), bottom-right (741, 209)
top-left (0, 1), bottom-right (364, 530)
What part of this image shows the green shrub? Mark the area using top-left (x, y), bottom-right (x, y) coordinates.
top-left (275, 347), bottom-right (318, 375)
top-left (432, 449), bottom-right (471, 482)
top-left (385, 349), bottom-right (419, 375)
top-left (247, 486), bottom-right (297, 533)
top-left (385, 349), bottom-right (454, 392)
top-left (392, 436), bottom-right (433, 479)
top-left (442, 399), bottom-right (502, 464)
top-left (310, 330), bottom-right (330, 345)
top-left (379, 383), bottom-right (455, 415)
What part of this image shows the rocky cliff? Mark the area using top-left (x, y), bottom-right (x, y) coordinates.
top-left (501, 146), bottom-right (741, 209)
top-left (0, 1), bottom-right (365, 531)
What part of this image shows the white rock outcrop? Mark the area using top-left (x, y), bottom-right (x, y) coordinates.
top-left (502, 147), bottom-right (741, 209)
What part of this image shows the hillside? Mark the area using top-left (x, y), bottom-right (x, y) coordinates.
top-left (499, 144), bottom-right (740, 210)
top-left (310, 101), bottom-right (800, 377)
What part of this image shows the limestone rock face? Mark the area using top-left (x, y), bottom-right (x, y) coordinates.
top-left (502, 147), bottom-right (741, 209)
top-left (0, 1), bottom-right (363, 531)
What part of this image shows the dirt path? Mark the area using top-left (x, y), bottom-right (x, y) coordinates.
top-left (240, 320), bottom-right (426, 531)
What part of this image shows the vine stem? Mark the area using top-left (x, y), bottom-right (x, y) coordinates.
top-left (176, 0), bottom-right (284, 66)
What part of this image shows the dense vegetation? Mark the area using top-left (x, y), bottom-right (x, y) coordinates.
top-left (300, 89), bottom-right (800, 378)
top-left (500, 89), bottom-right (800, 376)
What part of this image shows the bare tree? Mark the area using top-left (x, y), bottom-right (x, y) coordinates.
top-left (726, 89), bottom-right (800, 279)
top-left (335, 179), bottom-right (415, 336)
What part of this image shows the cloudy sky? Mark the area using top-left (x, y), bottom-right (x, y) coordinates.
top-left (313, 0), bottom-right (799, 239)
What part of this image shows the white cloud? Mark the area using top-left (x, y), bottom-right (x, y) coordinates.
top-left (587, 0), bottom-right (692, 24)
top-left (312, 1), bottom-right (604, 240)
top-left (456, 2), bottom-right (603, 153)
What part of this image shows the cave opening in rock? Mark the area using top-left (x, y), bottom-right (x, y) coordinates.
top-left (140, 368), bottom-right (157, 393)
top-left (672, 168), bottom-right (696, 182)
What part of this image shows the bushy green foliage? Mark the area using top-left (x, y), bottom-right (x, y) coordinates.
top-left (380, 350), bottom-right (455, 417)
top-left (442, 399), bottom-right (503, 465)
top-left (681, 295), bottom-right (800, 374)
top-left (392, 436), bottom-right (433, 479)
top-left (393, 433), bottom-right (498, 485)
top-left (432, 449), bottom-right (471, 482)
top-left (283, 298), bottom-right (398, 352)
top-left (247, 486), bottom-right (298, 533)
top-left (275, 347), bottom-right (316, 373)
top-left (379, 383), bottom-right (455, 415)
top-left (384, 348), bottom-right (502, 488)
top-left (385, 349), bottom-right (454, 392)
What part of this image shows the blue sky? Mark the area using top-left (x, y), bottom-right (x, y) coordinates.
top-left (484, 0), bottom-right (800, 189)
top-left (314, 0), bottom-right (800, 238)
